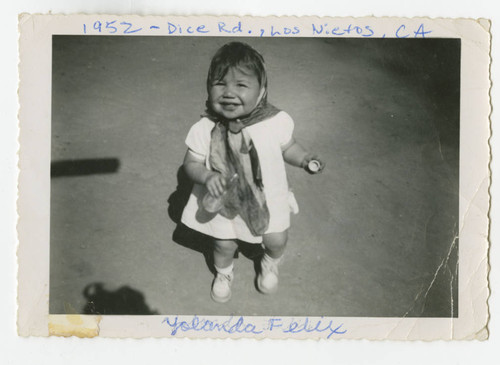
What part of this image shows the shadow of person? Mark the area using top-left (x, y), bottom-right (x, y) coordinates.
top-left (167, 166), bottom-right (193, 224)
top-left (237, 241), bottom-right (265, 291)
top-left (51, 158), bottom-right (120, 178)
top-left (82, 283), bottom-right (159, 315)
top-left (167, 165), bottom-right (215, 273)
top-left (172, 223), bottom-right (215, 274)
top-left (237, 241), bottom-right (264, 268)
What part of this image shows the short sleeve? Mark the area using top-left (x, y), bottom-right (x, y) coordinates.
top-left (276, 111), bottom-right (295, 147)
top-left (185, 118), bottom-right (214, 159)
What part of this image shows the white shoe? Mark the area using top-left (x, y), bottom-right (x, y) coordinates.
top-left (257, 255), bottom-right (281, 294)
top-left (211, 271), bottom-right (233, 303)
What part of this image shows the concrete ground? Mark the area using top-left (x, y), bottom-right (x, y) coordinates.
top-left (50, 36), bottom-right (459, 317)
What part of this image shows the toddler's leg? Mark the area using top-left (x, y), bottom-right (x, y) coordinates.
top-left (213, 239), bottom-right (238, 269)
top-left (258, 231), bottom-right (288, 294)
top-left (211, 239), bottom-right (238, 303)
top-left (262, 231), bottom-right (288, 258)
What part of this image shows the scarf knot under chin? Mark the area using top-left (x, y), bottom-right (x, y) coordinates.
top-left (202, 101), bottom-right (280, 236)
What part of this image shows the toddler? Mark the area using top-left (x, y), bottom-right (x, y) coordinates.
top-left (181, 42), bottom-right (324, 303)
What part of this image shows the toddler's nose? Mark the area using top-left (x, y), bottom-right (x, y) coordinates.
top-left (222, 85), bottom-right (236, 98)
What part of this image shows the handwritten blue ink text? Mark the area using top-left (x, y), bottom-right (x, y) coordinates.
top-left (162, 315), bottom-right (347, 339)
top-left (82, 20), bottom-right (433, 39)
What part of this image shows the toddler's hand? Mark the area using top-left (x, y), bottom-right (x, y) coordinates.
top-left (205, 171), bottom-right (226, 197)
top-left (302, 154), bottom-right (325, 174)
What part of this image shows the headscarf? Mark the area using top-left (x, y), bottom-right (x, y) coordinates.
top-left (202, 98), bottom-right (281, 236)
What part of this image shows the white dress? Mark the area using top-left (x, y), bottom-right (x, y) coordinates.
top-left (181, 111), bottom-right (295, 243)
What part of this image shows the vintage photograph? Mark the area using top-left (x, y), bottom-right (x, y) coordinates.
top-left (49, 35), bottom-right (460, 318)
top-left (6, 1), bottom-right (499, 364)
top-left (17, 15), bottom-right (490, 341)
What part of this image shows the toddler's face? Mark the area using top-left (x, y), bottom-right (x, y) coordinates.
top-left (208, 67), bottom-right (264, 120)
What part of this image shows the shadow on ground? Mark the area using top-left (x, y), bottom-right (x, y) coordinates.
top-left (51, 158), bottom-right (120, 178)
top-left (167, 166), bottom-right (193, 224)
top-left (82, 282), bottom-right (159, 315)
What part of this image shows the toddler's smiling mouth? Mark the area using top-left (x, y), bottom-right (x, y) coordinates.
top-left (220, 102), bottom-right (241, 110)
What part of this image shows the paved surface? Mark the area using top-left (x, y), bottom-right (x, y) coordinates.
top-left (50, 36), bottom-right (459, 317)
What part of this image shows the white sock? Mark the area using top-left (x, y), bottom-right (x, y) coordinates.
top-left (215, 263), bottom-right (234, 275)
top-left (263, 253), bottom-right (283, 264)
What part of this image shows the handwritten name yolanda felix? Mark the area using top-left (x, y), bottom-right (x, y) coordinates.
top-left (162, 316), bottom-right (347, 339)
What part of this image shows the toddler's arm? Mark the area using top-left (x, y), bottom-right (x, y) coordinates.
top-left (282, 138), bottom-right (325, 173)
top-left (183, 149), bottom-right (226, 197)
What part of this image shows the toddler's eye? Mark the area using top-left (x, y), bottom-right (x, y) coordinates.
top-left (237, 83), bottom-right (248, 88)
